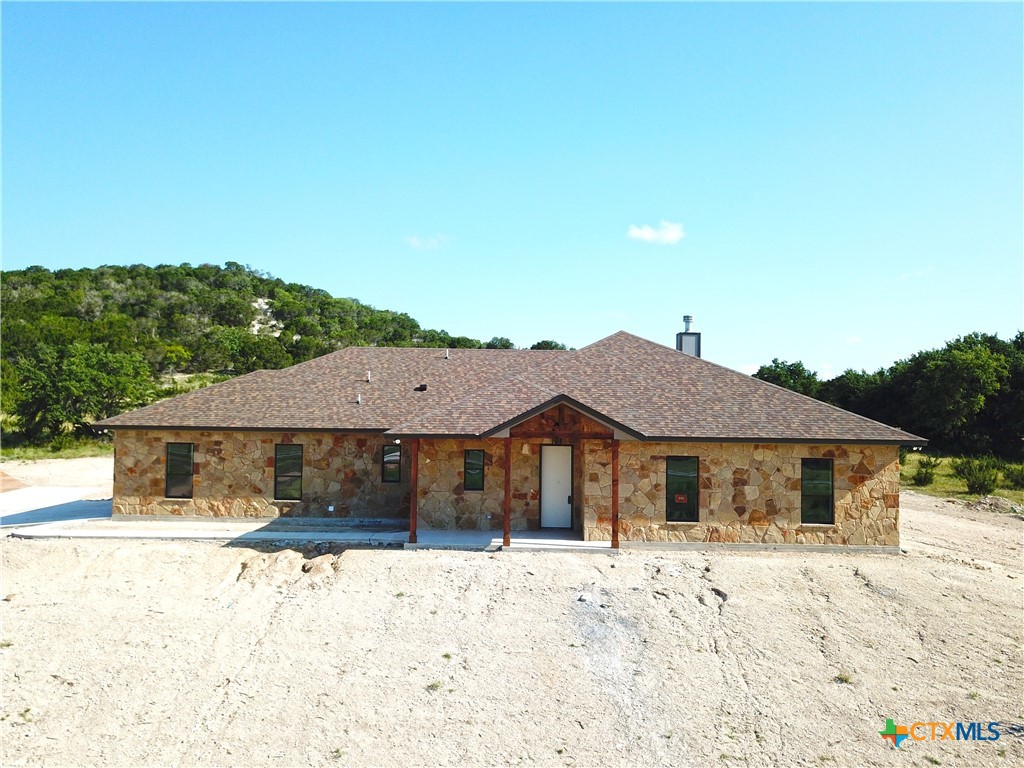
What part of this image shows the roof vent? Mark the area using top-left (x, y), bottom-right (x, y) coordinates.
top-left (676, 315), bottom-right (701, 358)
top-left (356, 393), bottom-right (362, 405)
top-left (367, 370), bottom-right (371, 382)
top-left (445, 349), bottom-right (450, 359)
top-left (414, 384), bottom-right (427, 392)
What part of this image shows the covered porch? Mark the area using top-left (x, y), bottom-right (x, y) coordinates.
top-left (405, 400), bottom-right (630, 549)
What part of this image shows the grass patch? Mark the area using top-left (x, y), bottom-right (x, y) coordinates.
top-left (834, 672), bottom-right (853, 685)
top-left (1, 437), bottom-right (114, 461)
top-left (0, 640), bottom-right (12, 649)
top-left (425, 680), bottom-right (442, 692)
top-left (901, 453), bottom-right (1024, 507)
top-left (924, 757), bottom-right (941, 766)
top-left (442, 652), bottom-right (452, 660)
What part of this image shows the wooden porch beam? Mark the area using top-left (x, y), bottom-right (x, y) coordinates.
top-left (503, 437), bottom-right (512, 547)
top-left (611, 439), bottom-right (620, 549)
top-left (408, 438), bottom-right (418, 544)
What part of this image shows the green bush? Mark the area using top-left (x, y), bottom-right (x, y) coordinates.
top-left (950, 457), bottom-right (1000, 495)
top-left (912, 456), bottom-right (942, 486)
top-left (1002, 464), bottom-right (1024, 491)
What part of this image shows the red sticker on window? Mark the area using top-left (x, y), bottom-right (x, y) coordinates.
top-left (675, 493), bottom-right (688, 504)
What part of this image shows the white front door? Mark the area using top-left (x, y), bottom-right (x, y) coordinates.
top-left (540, 445), bottom-right (572, 528)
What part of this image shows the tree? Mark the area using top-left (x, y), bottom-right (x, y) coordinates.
top-left (485, 337), bottom-right (515, 349)
top-left (530, 340), bottom-right (568, 351)
top-left (816, 369), bottom-right (880, 412)
top-left (752, 359), bottom-right (820, 397)
top-left (15, 343), bottom-right (156, 439)
top-left (906, 339), bottom-right (1010, 454)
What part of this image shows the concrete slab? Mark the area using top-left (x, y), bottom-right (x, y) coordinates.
top-left (7, 516), bottom-right (408, 546)
top-left (404, 529), bottom-right (502, 551)
top-left (0, 487), bottom-right (111, 517)
top-left (0, 496), bottom-right (112, 528)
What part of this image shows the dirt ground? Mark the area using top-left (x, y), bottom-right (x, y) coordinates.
top-left (0, 461), bottom-right (1022, 767)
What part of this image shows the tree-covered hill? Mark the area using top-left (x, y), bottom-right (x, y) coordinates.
top-left (2, 262), bottom-right (517, 376)
top-left (0, 262), bottom-right (554, 441)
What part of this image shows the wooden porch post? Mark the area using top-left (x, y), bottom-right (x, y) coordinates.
top-left (503, 437), bottom-right (512, 547)
top-left (611, 439), bottom-right (620, 549)
top-left (408, 438), bottom-right (418, 544)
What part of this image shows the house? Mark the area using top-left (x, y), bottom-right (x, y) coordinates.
top-left (97, 331), bottom-right (926, 548)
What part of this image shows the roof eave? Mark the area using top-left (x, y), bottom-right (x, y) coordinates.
top-left (640, 435), bottom-right (928, 446)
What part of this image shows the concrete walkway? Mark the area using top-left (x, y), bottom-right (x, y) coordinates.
top-left (7, 516), bottom-right (408, 546)
top-left (0, 487), bottom-right (611, 551)
top-left (4, 510), bottom-right (612, 551)
top-left (0, 488), bottom-right (113, 528)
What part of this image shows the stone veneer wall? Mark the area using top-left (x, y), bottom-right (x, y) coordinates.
top-left (416, 439), bottom-right (544, 531)
top-left (112, 430), bottom-right (410, 518)
top-left (582, 442), bottom-right (899, 546)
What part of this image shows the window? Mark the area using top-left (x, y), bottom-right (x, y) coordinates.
top-left (275, 444), bottom-right (303, 501)
top-left (382, 444), bottom-right (401, 483)
top-left (165, 443), bottom-right (194, 499)
top-left (801, 458), bottom-right (834, 524)
top-left (464, 449), bottom-right (484, 491)
top-left (666, 456), bottom-right (699, 522)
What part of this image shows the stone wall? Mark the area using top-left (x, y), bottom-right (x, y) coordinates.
top-left (112, 430), bottom-right (410, 518)
top-left (581, 442), bottom-right (900, 546)
top-left (112, 429), bottom-right (901, 546)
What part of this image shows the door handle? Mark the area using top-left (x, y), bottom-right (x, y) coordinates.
top-left (567, 495), bottom-right (572, 505)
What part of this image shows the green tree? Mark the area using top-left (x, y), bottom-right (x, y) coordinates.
top-left (907, 339), bottom-right (1010, 454)
top-left (753, 359), bottom-right (820, 397)
top-left (15, 343), bottom-right (156, 439)
top-left (485, 337), bottom-right (515, 349)
top-left (530, 340), bottom-right (568, 350)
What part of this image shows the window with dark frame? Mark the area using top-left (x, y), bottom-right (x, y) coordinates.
top-left (666, 456), bottom-right (699, 522)
top-left (165, 443), bottom-right (194, 499)
top-left (801, 458), bottom-right (834, 524)
top-left (464, 449), bottom-right (484, 491)
top-left (275, 444), bottom-right (303, 501)
top-left (382, 444), bottom-right (401, 483)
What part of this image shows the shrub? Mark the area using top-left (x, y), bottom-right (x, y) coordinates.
top-left (1002, 464), bottom-right (1024, 491)
top-left (950, 457), bottom-right (1000, 495)
top-left (912, 456), bottom-right (942, 486)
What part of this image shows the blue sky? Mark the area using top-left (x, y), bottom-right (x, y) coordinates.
top-left (3, 2), bottom-right (1022, 378)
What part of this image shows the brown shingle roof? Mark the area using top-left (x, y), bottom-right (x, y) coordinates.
top-left (98, 332), bottom-right (926, 444)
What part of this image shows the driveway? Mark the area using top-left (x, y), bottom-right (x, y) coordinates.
top-left (0, 487), bottom-right (112, 528)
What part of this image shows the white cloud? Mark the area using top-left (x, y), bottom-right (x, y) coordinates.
top-left (627, 220), bottom-right (685, 245)
top-left (405, 234), bottom-right (449, 249)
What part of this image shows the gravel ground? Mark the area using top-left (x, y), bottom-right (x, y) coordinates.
top-left (0, 467), bottom-right (1021, 767)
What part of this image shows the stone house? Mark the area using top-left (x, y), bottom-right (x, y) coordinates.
top-left (98, 331), bottom-right (925, 548)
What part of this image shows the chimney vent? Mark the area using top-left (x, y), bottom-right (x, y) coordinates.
top-left (676, 315), bottom-right (702, 358)
top-left (414, 384), bottom-right (427, 392)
